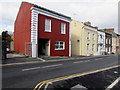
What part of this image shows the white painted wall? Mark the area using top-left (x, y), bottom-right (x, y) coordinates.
top-left (97, 31), bottom-right (105, 55)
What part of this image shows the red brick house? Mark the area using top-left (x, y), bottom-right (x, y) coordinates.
top-left (14, 2), bottom-right (71, 57)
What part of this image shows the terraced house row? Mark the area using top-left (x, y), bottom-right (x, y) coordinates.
top-left (14, 2), bottom-right (120, 57)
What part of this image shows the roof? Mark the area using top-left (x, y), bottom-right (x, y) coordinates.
top-left (84, 23), bottom-right (98, 29)
top-left (33, 4), bottom-right (71, 20)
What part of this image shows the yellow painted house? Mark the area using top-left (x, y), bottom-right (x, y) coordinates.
top-left (71, 20), bottom-right (98, 56)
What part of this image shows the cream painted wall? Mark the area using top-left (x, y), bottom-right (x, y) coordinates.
top-left (81, 26), bottom-right (98, 56)
top-left (71, 20), bottom-right (83, 55)
top-left (112, 37), bottom-right (116, 53)
top-left (71, 20), bottom-right (98, 56)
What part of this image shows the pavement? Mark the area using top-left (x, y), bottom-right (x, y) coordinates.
top-left (2, 54), bottom-right (119, 89)
top-left (1, 53), bottom-right (115, 64)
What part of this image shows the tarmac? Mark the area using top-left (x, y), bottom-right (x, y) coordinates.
top-left (1, 53), bottom-right (117, 65)
top-left (2, 53), bottom-right (90, 64)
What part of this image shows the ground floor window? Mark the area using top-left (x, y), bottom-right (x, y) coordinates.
top-left (55, 41), bottom-right (65, 50)
top-left (87, 43), bottom-right (89, 51)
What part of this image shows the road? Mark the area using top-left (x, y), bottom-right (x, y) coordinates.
top-left (2, 55), bottom-right (119, 89)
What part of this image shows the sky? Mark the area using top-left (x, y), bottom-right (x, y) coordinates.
top-left (0, 0), bottom-right (119, 35)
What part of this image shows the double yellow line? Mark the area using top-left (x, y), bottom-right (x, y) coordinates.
top-left (34, 65), bottom-right (120, 90)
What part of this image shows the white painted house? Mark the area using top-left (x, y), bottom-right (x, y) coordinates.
top-left (97, 30), bottom-right (105, 55)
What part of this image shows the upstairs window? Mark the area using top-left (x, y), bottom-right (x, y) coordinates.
top-left (93, 34), bottom-right (95, 40)
top-left (45, 18), bottom-right (51, 32)
top-left (55, 41), bottom-right (65, 50)
top-left (87, 32), bottom-right (90, 40)
top-left (61, 23), bottom-right (66, 34)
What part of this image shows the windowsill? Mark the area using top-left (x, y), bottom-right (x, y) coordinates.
top-left (45, 31), bottom-right (51, 32)
top-left (61, 33), bottom-right (66, 35)
top-left (55, 49), bottom-right (65, 50)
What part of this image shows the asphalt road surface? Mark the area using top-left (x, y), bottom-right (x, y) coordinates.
top-left (2, 55), bottom-right (119, 89)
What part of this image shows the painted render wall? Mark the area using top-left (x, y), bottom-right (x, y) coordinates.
top-left (82, 25), bottom-right (98, 56)
top-left (38, 14), bottom-right (70, 56)
top-left (71, 20), bottom-right (83, 55)
top-left (97, 31), bottom-right (105, 55)
top-left (112, 36), bottom-right (117, 53)
top-left (71, 20), bottom-right (98, 56)
top-left (14, 2), bottom-right (34, 54)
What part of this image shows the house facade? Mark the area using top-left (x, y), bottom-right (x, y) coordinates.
top-left (112, 33), bottom-right (117, 53)
top-left (14, 2), bottom-right (71, 57)
top-left (71, 21), bottom-right (98, 56)
top-left (116, 34), bottom-right (120, 53)
top-left (71, 20), bottom-right (83, 56)
top-left (100, 28), bottom-right (115, 54)
top-left (97, 30), bottom-right (105, 55)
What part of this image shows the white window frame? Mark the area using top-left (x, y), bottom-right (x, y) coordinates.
top-left (45, 18), bottom-right (51, 32)
top-left (87, 44), bottom-right (89, 51)
top-left (87, 32), bottom-right (90, 40)
top-left (93, 34), bottom-right (95, 40)
top-left (92, 44), bottom-right (94, 51)
top-left (109, 39), bottom-right (111, 44)
top-left (55, 41), bottom-right (65, 50)
top-left (61, 23), bottom-right (66, 34)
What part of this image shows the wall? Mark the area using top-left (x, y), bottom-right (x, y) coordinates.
top-left (82, 25), bottom-right (98, 56)
top-left (97, 31), bottom-right (105, 55)
top-left (71, 20), bottom-right (83, 56)
top-left (112, 36), bottom-right (117, 53)
top-left (38, 14), bottom-right (70, 56)
top-left (14, 2), bottom-right (34, 54)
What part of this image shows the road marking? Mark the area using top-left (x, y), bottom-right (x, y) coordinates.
top-left (22, 67), bottom-right (41, 71)
top-left (1, 55), bottom-right (115, 66)
top-left (34, 65), bottom-right (120, 90)
top-left (73, 61), bottom-right (83, 64)
top-left (37, 58), bottom-right (46, 61)
top-left (44, 82), bottom-right (52, 90)
top-left (73, 60), bottom-right (90, 64)
top-left (105, 76), bottom-right (120, 90)
top-left (41, 64), bottom-right (63, 69)
top-left (95, 58), bottom-right (102, 60)
top-left (22, 64), bottom-right (62, 71)
top-left (84, 60), bottom-right (90, 62)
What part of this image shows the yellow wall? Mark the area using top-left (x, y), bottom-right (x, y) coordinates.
top-left (71, 20), bottom-right (83, 55)
top-left (71, 20), bottom-right (98, 56)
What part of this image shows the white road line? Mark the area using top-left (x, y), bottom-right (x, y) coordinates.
top-left (22, 67), bottom-right (40, 71)
top-left (22, 64), bottom-right (63, 71)
top-left (37, 58), bottom-right (46, 61)
top-left (41, 64), bottom-right (63, 68)
top-left (73, 61), bottom-right (84, 64)
top-left (84, 60), bottom-right (90, 62)
top-left (95, 58), bottom-right (102, 60)
top-left (105, 76), bottom-right (120, 90)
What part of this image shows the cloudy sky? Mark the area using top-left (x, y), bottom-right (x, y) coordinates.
top-left (0, 0), bottom-right (119, 35)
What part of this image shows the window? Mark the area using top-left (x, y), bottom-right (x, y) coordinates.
top-left (100, 34), bottom-right (102, 39)
top-left (92, 44), bottom-right (94, 51)
top-left (93, 34), bottom-right (95, 40)
top-left (87, 44), bottom-right (89, 51)
top-left (61, 23), bottom-right (66, 34)
top-left (45, 18), bottom-right (51, 32)
top-left (87, 32), bottom-right (90, 40)
top-left (109, 39), bottom-right (111, 44)
top-left (106, 39), bottom-right (108, 44)
top-left (55, 41), bottom-right (65, 50)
